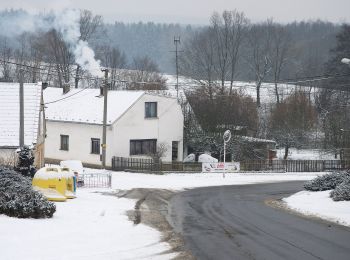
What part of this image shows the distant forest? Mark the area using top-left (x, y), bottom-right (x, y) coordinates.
top-left (102, 20), bottom-right (339, 80)
top-left (0, 9), bottom-right (341, 80)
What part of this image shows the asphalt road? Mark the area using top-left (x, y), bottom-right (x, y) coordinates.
top-left (168, 182), bottom-right (350, 260)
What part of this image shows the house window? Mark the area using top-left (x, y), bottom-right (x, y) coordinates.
top-left (91, 138), bottom-right (100, 154)
top-left (60, 135), bottom-right (69, 151)
top-left (145, 102), bottom-right (157, 118)
top-left (172, 141), bottom-right (179, 161)
top-left (130, 139), bottom-right (157, 155)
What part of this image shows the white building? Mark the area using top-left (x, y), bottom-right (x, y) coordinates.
top-left (44, 87), bottom-right (184, 168)
top-left (0, 83), bottom-right (45, 167)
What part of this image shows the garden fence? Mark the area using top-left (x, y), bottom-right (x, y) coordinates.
top-left (112, 156), bottom-right (350, 173)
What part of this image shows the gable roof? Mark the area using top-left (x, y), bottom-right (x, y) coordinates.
top-left (44, 87), bottom-right (144, 125)
top-left (0, 83), bottom-right (42, 147)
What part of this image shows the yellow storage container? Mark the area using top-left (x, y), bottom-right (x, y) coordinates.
top-left (32, 166), bottom-right (67, 202)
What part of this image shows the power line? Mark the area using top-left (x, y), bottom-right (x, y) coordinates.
top-left (44, 88), bottom-right (89, 105)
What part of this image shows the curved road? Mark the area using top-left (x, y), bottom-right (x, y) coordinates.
top-left (168, 181), bottom-right (350, 260)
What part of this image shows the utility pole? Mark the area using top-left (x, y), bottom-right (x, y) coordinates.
top-left (101, 69), bottom-right (109, 168)
top-left (174, 36), bottom-right (181, 100)
top-left (19, 68), bottom-right (24, 147)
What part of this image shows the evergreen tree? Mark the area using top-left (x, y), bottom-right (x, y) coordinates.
top-left (16, 146), bottom-right (36, 178)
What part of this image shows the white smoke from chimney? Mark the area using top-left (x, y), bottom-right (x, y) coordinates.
top-left (0, 9), bottom-right (103, 78)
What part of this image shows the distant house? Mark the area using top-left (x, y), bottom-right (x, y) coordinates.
top-left (0, 83), bottom-right (45, 168)
top-left (44, 87), bottom-right (184, 168)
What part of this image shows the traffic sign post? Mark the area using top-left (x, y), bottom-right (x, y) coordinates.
top-left (223, 130), bottom-right (231, 178)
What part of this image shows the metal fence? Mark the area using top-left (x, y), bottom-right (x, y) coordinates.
top-left (112, 156), bottom-right (202, 172)
top-left (78, 173), bottom-right (112, 188)
top-left (240, 160), bottom-right (350, 172)
top-left (112, 156), bottom-right (350, 173)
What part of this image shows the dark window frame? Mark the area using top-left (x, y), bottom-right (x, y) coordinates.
top-left (60, 135), bottom-right (69, 151)
top-left (91, 138), bottom-right (100, 154)
top-left (145, 102), bottom-right (158, 118)
top-left (130, 139), bottom-right (157, 155)
top-left (172, 141), bottom-right (179, 161)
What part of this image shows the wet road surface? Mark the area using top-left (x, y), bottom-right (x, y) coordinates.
top-left (168, 181), bottom-right (350, 260)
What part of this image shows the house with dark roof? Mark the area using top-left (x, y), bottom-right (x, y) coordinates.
top-left (0, 83), bottom-right (45, 167)
top-left (44, 87), bottom-right (184, 168)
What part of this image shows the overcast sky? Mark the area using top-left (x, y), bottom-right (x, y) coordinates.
top-left (0, 0), bottom-right (349, 25)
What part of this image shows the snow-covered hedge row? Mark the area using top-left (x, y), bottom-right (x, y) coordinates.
top-left (304, 171), bottom-right (350, 191)
top-left (330, 179), bottom-right (350, 201)
top-left (0, 168), bottom-right (56, 218)
top-left (304, 171), bottom-right (350, 201)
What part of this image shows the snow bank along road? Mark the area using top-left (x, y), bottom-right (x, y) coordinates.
top-left (168, 181), bottom-right (350, 260)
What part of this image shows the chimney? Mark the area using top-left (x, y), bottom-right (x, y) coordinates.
top-left (63, 82), bottom-right (70, 94)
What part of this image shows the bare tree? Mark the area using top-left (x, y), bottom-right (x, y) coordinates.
top-left (271, 25), bottom-right (290, 103)
top-left (0, 37), bottom-right (13, 82)
top-left (46, 30), bottom-right (74, 88)
top-left (210, 10), bottom-right (249, 94)
top-left (180, 28), bottom-right (217, 100)
top-left (247, 19), bottom-right (274, 107)
top-left (269, 91), bottom-right (317, 159)
top-left (127, 56), bottom-right (167, 90)
top-left (97, 45), bottom-right (127, 89)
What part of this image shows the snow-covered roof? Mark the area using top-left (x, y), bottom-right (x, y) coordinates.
top-left (44, 87), bottom-right (144, 125)
top-left (0, 83), bottom-right (42, 147)
top-left (239, 136), bottom-right (276, 144)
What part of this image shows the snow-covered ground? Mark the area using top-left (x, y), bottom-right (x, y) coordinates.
top-left (277, 148), bottom-right (337, 160)
top-left (0, 171), bottom-right (325, 260)
top-left (284, 190), bottom-right (350, 227)
top-left (0, 188), bottom-right (175, 260)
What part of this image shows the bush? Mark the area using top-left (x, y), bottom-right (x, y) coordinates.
top-left (330, 179), bottom-right (350, 201)
top-left (304, 171), bottom-right (350, 191)
top-left (0, 168), bottom-right (56, 218)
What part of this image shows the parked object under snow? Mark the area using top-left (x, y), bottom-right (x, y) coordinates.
top-left (183, 153), bottom-right (195, 163)
top-left (198, 154), bottom-right (218, 163)
top-left (0, 168), bottom-right (56, 218)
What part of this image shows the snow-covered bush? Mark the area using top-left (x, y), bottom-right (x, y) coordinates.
top-left (304, 171), bottom-right (350, 191)
top-left (330, 179), bottom-right (350, 201)
top-left (0, 168), bottom-right (56, 218)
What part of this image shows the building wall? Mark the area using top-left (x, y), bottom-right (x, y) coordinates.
top-left (45, 121), bottom-right (104, 166)
top-left (110, 94), bottom-right (184, 162)
top-left (45, 94), bottom-right (184, 167)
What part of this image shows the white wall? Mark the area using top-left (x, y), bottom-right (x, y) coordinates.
top-left (110, 94), bottom-right (183, 162)
top-left (45, 93), bottom-right (184, 167)
top-left (45, 121), bottom-right (105, 165)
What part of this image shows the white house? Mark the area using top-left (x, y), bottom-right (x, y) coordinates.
top-left (44, 87), bottom-right (184, 168)
top-left (0, 83), bottom-right (45, 167)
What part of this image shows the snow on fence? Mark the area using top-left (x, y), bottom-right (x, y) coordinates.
top-left (112, 157), bottom-right (350, 173)
top-left (78, 173), bottom-right (112, 188)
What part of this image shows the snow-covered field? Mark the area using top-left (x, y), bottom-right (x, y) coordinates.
top-left (0, 171), bottom-right (329, 260)
top-left (284, 190), bottom-right (350, 227)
